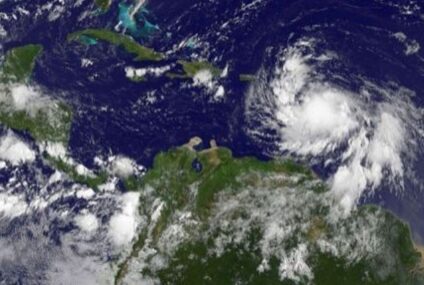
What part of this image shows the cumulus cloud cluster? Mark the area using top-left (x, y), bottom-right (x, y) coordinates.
top-left (0, 131), bottom-right (35, 165)
top-left (245, 38), bottom-right (423, 213)
top-left (0, 149), bottom-right (145, 284)
top-left (0, 84), bottom-right (52, 117)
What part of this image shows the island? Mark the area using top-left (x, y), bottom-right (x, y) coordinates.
top-left (166, 60), bottom-right (222, 80)
top-left (94, 0), bottom-right (111, 12)
top-left (67, 28), bottom-right (164, 61)
top-left (239, 73), bottom-right (256, 82)
top-left (67, 29), bottom-right (226, 84)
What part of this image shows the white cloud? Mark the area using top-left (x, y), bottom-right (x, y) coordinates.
top-left (8, 84), bottom-right (50, 116)
top-left (10, 84), bottom-right (39, 110)
top-left (278, 87), bottom-right (359, 156)
top-left (98, 178), bottom-right (118, 192)
top-left (47, 243), bottom-right (113, 285)
top-left (245, 38), bottom-right (423, 213)
top-left (125, 66), bottom-right (171, 80)
top-left (193, 69), bottom-right (213, 88)
top-left (203, 180), bottom-right (388, 284)
top-left (0, 193), bottom-right (27, 218)
top-left (75, 163), bottom-right (92, 176)
top-left (108, 192), bottom-right (141, 247)
top-left (81, 58), bottom-right (93, 68)
top-left (109, 156), bottom-right (137, 178)
top-left (75, 212), bottom-right (99, 234)
top-left (42, 142), bottom-right (67, 159)
top-left (0, 131), bottom-right (35, 165)
top-left (393, 32), bottom-right (420, 55)
top-left (278, 244), bottom-right (312, 283)
top-left (214, 85), bottom-right (225, 100)
top-left (75, 187), bottom-right (96, 199)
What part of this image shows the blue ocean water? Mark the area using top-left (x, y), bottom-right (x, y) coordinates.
top-left (1, 0), bottom-right (424, 243)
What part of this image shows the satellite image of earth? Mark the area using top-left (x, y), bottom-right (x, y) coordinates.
top-left (0, 0), bottom-right (424, 284)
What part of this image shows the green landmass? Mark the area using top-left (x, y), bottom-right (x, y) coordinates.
top-left (67, 30), bottom-right (224, 81)
top-left (0, 102), bottom-right (72, 144)
top-left (46, 155), bottom-right (108, 190)
top-left (1, 44), bottom-right (43, 83)
top-left (239, 73), bottom-right (256, 82)
top-left (94, 0), bottom-right (111, 11)
top-left (165, 60), bottom-right (222, 80)
top-left (45, 154), bottom-right (143, 191)
top-left (68, 29), bottom-right (164, 61)
top-left (0, 44), bottom-right (73, 144)
top-left (115, 141), bottom-right (424, 284)
top-left (115, 144), bottom-right (314, 284)
top-left (159, 216), bottom-right (421, 285)
top-left (123, 174), bottom-right (144, 191)
top-left (178, 60), bottom-right (221, 78)
top-left (79, 35), bottom-right (98, 45)
top-left (142, 146), bottom-right (312, 217)
top-left (164, 72), bottom-right (189, 79)
top-left (128, 75), bottom-right (146, 82)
